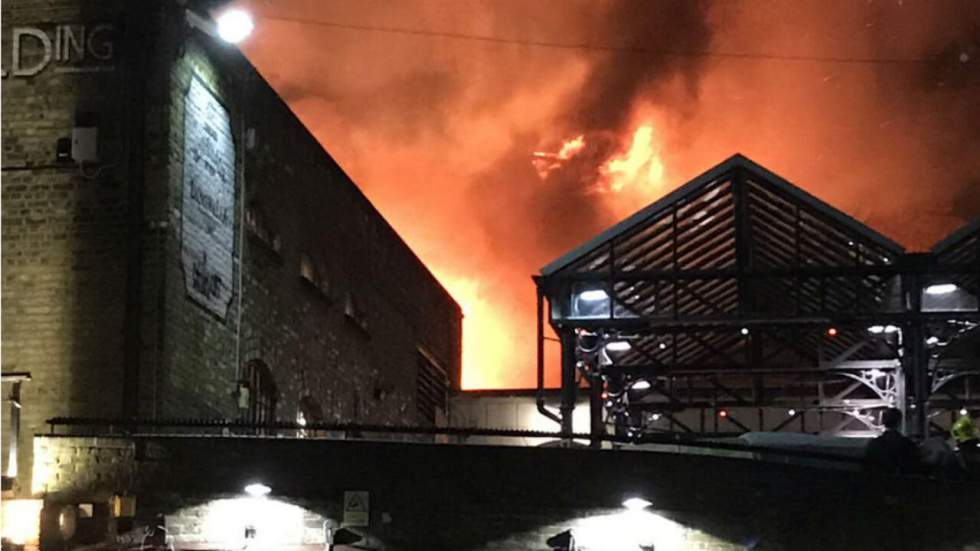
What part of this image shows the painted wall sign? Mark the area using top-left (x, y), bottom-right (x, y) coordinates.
top-left (182, 77), bottom-right (236, 318)
top-left (1, 24), bottom-right (115, 78)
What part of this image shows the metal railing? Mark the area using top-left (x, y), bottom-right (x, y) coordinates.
top-left (45, 416), bottom-right (867, 467)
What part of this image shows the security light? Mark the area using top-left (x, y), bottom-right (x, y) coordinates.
top-left (740, 327), bottom-right (749, 336)
top-left (622, 497), bottom-right (652, 511)
top-left (605, 341), bottom-right (631, 352)
top-left (658, 342), bottom-right (667, 350)
top-left (787, 409), bottom-right (796, 416)
top-left (926, 336), bottom-right (940, 346)
top-left (925, 283), bottom-right (957, 296)
top-left (579, 289), bottom-right (609, 302)
top-left (868, 325), bottom-right (899, 334)
top-left (216, 9), bottom-right (254, 44)
top-left (244, 483), bottom-right (271, 497)
top-left (632, 379), bottom-right (651, 391)
top-left (961, 408), bottom-right (969, 416)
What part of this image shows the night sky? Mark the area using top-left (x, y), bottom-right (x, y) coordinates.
top-left (237, 0), bottom-right (980, 389)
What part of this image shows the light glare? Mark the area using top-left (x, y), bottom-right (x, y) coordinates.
top-left (216, 9), bottom-right (254, 44)
top-left (622, 497), bottom-right (652, 511)
top-left (632, 379), bottom-right (651, 391)
top-left (244, 483), bottom-right (271, 497)
top-left (924, 283), bottom-right (957, 296)
top-left (605, 341), bottom-right (631, 352)
top-left (579, 289), bottom-right (609, 302)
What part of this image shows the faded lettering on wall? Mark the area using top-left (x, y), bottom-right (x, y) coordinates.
top-left (1, 24), bottom-right (115, 78)
top-left (182, 76), bottom-right (236, 318)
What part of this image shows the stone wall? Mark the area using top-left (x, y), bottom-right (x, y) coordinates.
top-left (29, 434), bottom-right (980, 551)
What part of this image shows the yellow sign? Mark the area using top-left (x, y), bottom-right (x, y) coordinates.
top-left (343, 491), bottom-right (369, 527)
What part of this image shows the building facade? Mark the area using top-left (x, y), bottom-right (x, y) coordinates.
top-left (2, 0), bottom-right (462, 497)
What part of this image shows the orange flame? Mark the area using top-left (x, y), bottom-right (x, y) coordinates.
top-left (532, 134), bottom-right (587, 179)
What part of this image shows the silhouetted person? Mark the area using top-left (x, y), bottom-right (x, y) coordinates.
top-left (952, 409), bottom-right (980, 450)
top-left (865, 408), bottom-right (920, 475)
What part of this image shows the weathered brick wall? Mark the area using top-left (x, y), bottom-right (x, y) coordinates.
top-left (149, 9), bottom-right (462, 425)
top-left (30, 436), bottom-right (136, 500)
top-left (1, 0), bottom-right (130, 495)
top-left (2, 0), bottom-right (463, 493)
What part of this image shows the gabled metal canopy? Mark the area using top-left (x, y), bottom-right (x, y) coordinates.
top-left (534, 154), bottom-right (979, 442)
top-left (541, 154), bottom-right (904, 278)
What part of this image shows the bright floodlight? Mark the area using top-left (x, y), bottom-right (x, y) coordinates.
top-left (622, 497), bottom-right (652, 511)
top-left (960, 408), bottom-right (969, 416)
top-left (244, 483), bottom-right (271, 497)
top-left (926, 336), bottom-right (940, 346)
top-left (216, 9), bottom-right (254, 43)
top-left (632, 379), bottom-right (651, 391)
top-left (740, 327), bottom-right (749, 336)
top-left (925, 283), bottom-right (958, 296)
top-left (605, 341), bottom-right (631, 352)
top-left (579, 289), bottom-right (609, 302)
top-left (787, 408), bottom-right (797, 416)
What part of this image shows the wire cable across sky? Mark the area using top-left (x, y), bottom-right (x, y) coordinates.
top-left (254, 11), bottom-right (942, 66)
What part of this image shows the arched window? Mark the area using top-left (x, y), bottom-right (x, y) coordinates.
top-left (242, 360), bottom-right (277, 425)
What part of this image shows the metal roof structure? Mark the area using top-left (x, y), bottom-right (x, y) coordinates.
top-left (534, 154), bottom-right (980, 442)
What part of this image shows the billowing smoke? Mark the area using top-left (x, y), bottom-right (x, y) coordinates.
top-left (241, 0), bottom-right (980, 388)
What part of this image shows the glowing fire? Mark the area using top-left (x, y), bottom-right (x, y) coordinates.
top-left (433, 271), bottom-right (521, 389)
top-left (602, 125), bottom-right (664, 193)
top-left (532, 134), bottom-right (586, 178)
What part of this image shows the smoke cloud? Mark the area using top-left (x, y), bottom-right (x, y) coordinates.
top-left (241, 0), bottom-right (980, 388)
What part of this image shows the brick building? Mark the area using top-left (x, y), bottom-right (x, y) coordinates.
top-left (1, 0), bottom-right (462, 498)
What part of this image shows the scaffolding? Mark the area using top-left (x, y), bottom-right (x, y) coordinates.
top-left (535, 154), bottom-right (980, 443)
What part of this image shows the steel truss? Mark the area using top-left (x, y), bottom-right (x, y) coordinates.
top-left (535, 155), bottom-right (980, 443)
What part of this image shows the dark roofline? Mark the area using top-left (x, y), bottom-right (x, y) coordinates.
top-left (205, 34), bottom-right (462, 318)
top-left (540, 154), bottom-right (905, 276)
top-left (931, 216), bottom-right (980, 254)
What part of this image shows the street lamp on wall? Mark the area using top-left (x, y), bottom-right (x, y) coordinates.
top-left (185, 7), bottom-right (254, 44)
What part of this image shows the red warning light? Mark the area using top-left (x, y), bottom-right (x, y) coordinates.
top-left (718, 409), bottom-right (728, 418)
top-left (601, 391), bottom-right (609, 400)
top-left (827, 327), bottom-right (838, 337)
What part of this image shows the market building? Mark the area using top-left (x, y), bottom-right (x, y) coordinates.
top-left (1, 0), bottom-right (462, 501)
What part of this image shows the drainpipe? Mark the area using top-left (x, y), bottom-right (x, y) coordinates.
top-left (121, 3), bottom-right (151, 418)
top-left (534, 281), bottom-right (561, 424)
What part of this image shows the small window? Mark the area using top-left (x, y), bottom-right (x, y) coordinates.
top-left (416, 348), bottom-right (448, 426)
top-left (242, 359), bottom-right (277, 426)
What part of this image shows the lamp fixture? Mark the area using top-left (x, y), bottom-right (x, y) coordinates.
top-left (605, 341), bottom-right (631, 352)
top-left (578, 289), bottom-right (609, 302)
top-left (216, 9), bottom-right (254, 44)
top-left (924, 283), bottom-right (957, 296)
top-left (622, 497), bottom-right (652, 511)
top-left (244, 482), bottom-right (271, 497)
